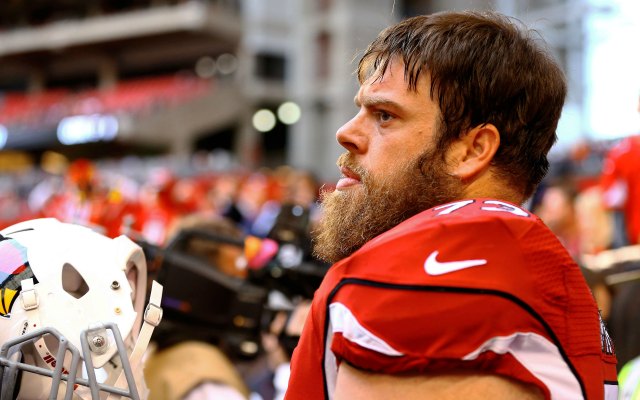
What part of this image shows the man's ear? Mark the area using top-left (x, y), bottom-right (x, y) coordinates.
top-left (446, 124), bottom-right (500, 181)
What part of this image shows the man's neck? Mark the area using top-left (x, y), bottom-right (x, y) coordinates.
top-left (461, 168), bottom-right (525, 206)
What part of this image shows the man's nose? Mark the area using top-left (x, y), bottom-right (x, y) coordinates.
top-left (336, 113), bottom-right (368, 154)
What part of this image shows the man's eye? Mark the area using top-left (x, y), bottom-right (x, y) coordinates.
top-left (376, 111), bottom-right (393, 122)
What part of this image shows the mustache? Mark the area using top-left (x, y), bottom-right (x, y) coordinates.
top-left (337, 153), bottom-right (368, 178)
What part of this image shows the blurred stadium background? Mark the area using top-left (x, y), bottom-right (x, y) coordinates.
top-left (0, 0), bottom-right (637, 179)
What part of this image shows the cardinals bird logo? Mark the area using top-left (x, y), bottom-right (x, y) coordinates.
top-left (0, 235), bottom-right (37, 318)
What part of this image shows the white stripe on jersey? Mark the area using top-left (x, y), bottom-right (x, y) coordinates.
top-left (329, 302), bottom-right (403, 357)
top-left (463, 332), bottom-right (583, 399)
top-left (324, 302), bottom-right (404, 399)
top-left (325, 303), bottom-right (590, 400)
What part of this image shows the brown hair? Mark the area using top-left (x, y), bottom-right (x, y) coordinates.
top-left (358, 10), bottom-right (567, 198)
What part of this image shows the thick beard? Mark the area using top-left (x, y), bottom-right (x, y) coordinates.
top-left (313, 148), bottom-right (463, 264)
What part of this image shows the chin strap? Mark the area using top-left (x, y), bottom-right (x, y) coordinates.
top-left (106, 280), bottom-right (163, 400)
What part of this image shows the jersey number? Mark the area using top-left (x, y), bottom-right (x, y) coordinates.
top-left (434, 200), bottom-right (529, 217)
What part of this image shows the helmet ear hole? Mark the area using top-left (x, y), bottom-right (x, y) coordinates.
top-left (62, 263), bottom-right (90, 299)
top-left (126, 261), bottom-right (138, 302)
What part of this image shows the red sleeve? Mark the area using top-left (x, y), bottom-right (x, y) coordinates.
top-left (330, 282), bottom-right (560, 398)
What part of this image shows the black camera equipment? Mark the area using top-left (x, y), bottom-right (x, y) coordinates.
top-left (140, 211), bottom-right (329, 361)
top-left (255, 203), bottom-right (328, 299)
top-left (148, 229), bottom-right (266, 360)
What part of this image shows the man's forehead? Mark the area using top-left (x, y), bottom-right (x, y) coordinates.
top-left (360, 58), bottom-right (400, 84)
top-left (355, 66), bottom-right (429, 106)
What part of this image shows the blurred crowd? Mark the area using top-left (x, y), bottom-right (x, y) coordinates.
top-left (0, 151), bottom-right (325, 247)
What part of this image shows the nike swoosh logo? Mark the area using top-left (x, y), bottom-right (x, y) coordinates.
top-left (424, 251), bottom-right (487, 275)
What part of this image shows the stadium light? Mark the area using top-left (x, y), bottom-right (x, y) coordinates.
top-left (252, 109), bottom-right (276, 132)
top-left (217, 53), bottom-right (238, 75)
top-left (277, 101), bottom-right (301, 125)
top-left (195, 56), bottom-right (217, 78)
top-left (57, 114), bottom-right (119, 145)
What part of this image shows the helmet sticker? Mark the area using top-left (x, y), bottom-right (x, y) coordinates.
top-left (0, 236), bottom-right (37, 318)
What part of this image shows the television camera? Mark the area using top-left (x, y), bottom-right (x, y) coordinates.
top-left (136, 204), bottom-right (328, 361)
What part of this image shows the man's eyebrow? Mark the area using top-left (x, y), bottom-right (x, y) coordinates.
top-left (354, 95), bottom-right (403, 110)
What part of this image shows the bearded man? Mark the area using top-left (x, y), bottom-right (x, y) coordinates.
top-left (285, 10), bottom-right (618, 400)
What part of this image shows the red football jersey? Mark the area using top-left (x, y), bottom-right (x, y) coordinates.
top-left (286, 199), bottom-right (618, 400)
top-left (601, 135), bottom-right (640, 244)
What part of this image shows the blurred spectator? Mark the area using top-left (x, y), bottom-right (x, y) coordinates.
top-left (600, 96), bottom-right (640, 246)
top-left (253, 169), bottom-right (320, 253)
top-left (574, 186), bottom-right (614, 255)
top-left (132, 168), bottom-right (182, 246)
top-left (534, 179), bottom-right (615, 257)
top-left (0, 189), bottom-right (34, 229)
top-left (40, 159), bottom-right (107, 231)
top-left (37, 158), bottom-right (138, 237)
top-left (224, 172), bottom-right (271, 235)
top-left (534, 181), bottom-right (581, 259)
top-left (208, 173), bottom-right (243, 217)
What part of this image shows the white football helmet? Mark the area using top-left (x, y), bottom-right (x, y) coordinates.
top-left (0, 218), bottom-right (163, 400)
